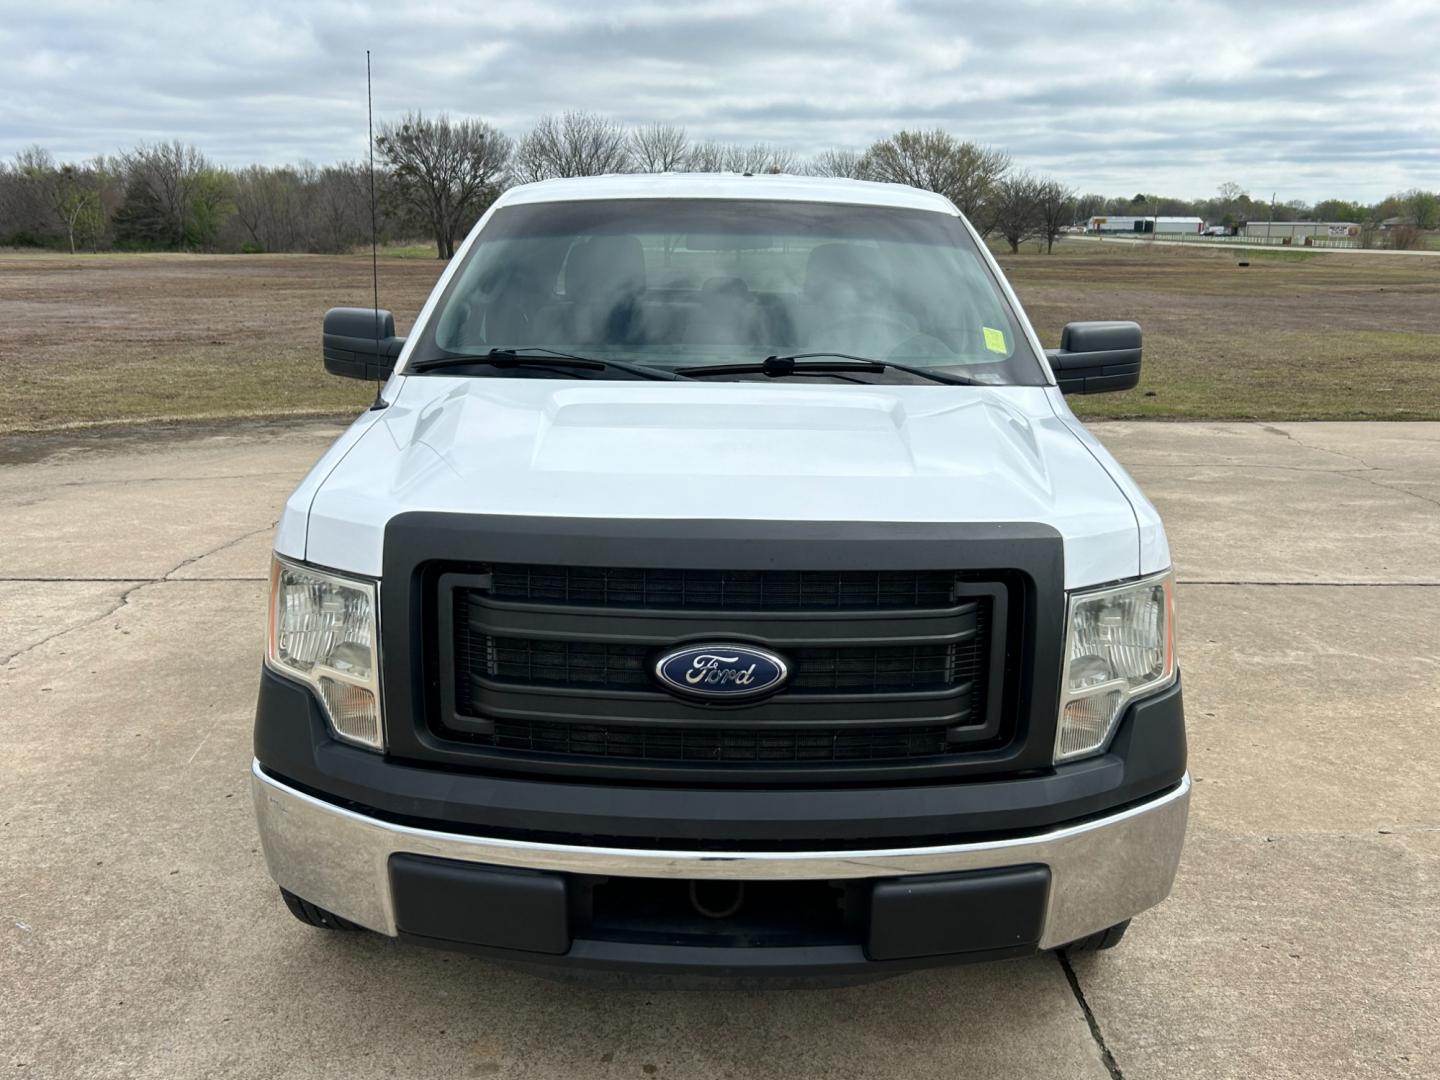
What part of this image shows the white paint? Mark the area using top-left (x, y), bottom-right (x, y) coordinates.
top-left (303, 379), bottom-right (1146, 589)
top-left (496, 172), bottom-right (957, 212)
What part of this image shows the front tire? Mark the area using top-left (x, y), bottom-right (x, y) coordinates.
top-left (1061, 919), bottom-right (1130, 954)
top-left (280, 888), bottom-right (363, 931)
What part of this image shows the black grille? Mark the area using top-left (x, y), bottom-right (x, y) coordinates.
top-left (463, 637), bottom-right (981, 698)
top-left (484, 720), bottom-right (953, 762)
top-left (439, 565), bottom-right (1008, 772)
top-left (382, 517), bottom-right (1061, 786)
top-left (487, 564), bottom-right (959, 610)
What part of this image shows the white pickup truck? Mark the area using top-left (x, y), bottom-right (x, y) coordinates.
top-left (252, 173), bottom-right (1187, 982)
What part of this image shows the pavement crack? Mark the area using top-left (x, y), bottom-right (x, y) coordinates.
top-left (1260, 425), bottom-right (1379, 471)
top-left (1202, 824), bottom-right (1440, 842)
top-left (1126, 461), bottom-right (1372, 475)
top-left (1255, 426), bottom-right (1440, 509)
top-left (0, 579), bottom-right (148, 668)
top-left (0, 521), bottom-right (275, 668)
top-left (43, 470), bottom-right (282, 491)
top-left (1178, 579), bottom-right (1440, 587)
top-left (1362, 478), bottom-right (1440, 510)
top-left (0, 576), bottom-right (267, 582)
top-left (160, 521), bottom-right (276, 581)
top-left (1058, 951), bottom-right (1125, 1080)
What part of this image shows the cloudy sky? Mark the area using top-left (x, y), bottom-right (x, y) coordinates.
top-left (2, 0), bottom-right (1436, 201)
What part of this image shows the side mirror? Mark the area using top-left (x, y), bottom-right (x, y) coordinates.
top-left (323, 308), bottom-right (405, 381)
top-left (1046, 321), bottom-right (1142, 395)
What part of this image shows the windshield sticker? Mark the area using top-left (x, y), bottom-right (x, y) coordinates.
top-left (983, 327), bottom-right (1007, 354)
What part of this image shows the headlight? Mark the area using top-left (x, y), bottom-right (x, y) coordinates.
top-left (1055, 570), bottom-right (1175, 763)
top-left (266, 555), bottom-right (383, 751)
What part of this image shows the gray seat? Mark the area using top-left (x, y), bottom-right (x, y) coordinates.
top-left (685, 277), bottom-right (768, 346)
top-left (557, 235), bottom-right (648, 346)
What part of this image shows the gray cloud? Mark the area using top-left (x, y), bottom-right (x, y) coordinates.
top-left (1, 0), bottom-right (1437, 200)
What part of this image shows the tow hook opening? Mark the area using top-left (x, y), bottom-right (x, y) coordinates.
top-left (584, 876), bottom-right (856, 946)
top-left (688, 879), bottom-right (745, 919)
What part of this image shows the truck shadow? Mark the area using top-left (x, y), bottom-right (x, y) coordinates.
top-left (280, 932), bottom-right (1092, 1077)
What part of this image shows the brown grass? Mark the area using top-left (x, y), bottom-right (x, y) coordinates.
top-left (4, 252), bottom-right (443, 435)
top-left (3, 240), bottom-right (1438, 435)
top-left (1005, 240), bottom-right (1440, 420)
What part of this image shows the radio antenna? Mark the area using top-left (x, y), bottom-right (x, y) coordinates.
top-left (366, 50), bottom-right (384, 408)
top-left (366, 50), bottom-right (380, 335)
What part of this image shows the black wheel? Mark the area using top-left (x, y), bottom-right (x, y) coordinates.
top-left (280, 888), bottom-right (363, 931)
top-left (1061, 919), bottom-right (1130, 954)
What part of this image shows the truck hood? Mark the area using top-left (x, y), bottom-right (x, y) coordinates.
top-left (287, 377), bottom-right (1156, 588)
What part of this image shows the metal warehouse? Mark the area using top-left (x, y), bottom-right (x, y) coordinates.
top-left (1239, 221), bottom-right (1362, 241)
top-left (1087, 216), bottom-right (1204, 235)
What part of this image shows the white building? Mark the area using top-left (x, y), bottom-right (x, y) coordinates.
top-left (1240, 221), bottom-right (1362, 242)
top-left (1087, 216), bottom-right (1204, 235)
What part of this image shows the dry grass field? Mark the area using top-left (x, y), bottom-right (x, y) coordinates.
top-left (3, 239), bottom-right (1438, 435)
top-left (1007, 241), bottom-right (1440, 422)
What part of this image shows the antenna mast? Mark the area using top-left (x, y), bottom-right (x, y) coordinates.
top-left (366, 50), bottom-right (385, 409)
top-left (367, 50), bottom-right (380, 339)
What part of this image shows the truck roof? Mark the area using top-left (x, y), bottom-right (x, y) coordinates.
top-left (493, 173), bottom-right (959, 214)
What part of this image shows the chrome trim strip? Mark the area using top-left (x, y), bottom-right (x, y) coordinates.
top-left (252, 760), bottom-right (1189, 951)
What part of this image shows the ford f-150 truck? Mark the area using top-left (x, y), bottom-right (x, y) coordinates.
top-left (252, 173), bottom-right (1187, 982)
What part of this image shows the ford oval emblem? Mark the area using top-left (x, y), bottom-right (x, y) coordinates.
top-left (654, 643), bottom-right (790, 700)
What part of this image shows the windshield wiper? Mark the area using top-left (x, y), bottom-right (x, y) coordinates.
top-left (410, 347), bottom-right (690, 381)
top-left (676, 353), bottom-right (980, 386)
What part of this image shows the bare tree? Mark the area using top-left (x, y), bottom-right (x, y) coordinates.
top-left (684, 141), bottom-right (727, 172)
top-left (118, 142), bottom-right (194, 248)
top-left (806, 148), bottom-right (867, 179)
top-left (1073, 192), bottom-right (1105, 226)
top-left (45, 164), bottom-right (107, 254)
top-left (628, 123), bottom-right (689, 172)
top-left (989, 171), bottom-right (1044, 254)
top-left (681, 141), bottom-right (795, 174)
top-left (376, 112), bottom-right (510, 259)
top-left (1035, 177), bottom-right (1077, 253)
top-left (859, 130), bottom-right (1010, 221)
top-left (512, 111), bottom-right (632, 183)
top-left (724, 143), bottom-right (797, 174)
top-left (115, 141), bottom-right (220, 249)
top-left (312, 163), bottom-right (376, 253)
top-left (1211, 181), bottom-right (1249, 227)
top-left (231, 165), bottom-right (305, 253)
top-left (12, 147), bottom-right (108, 253)
top-left (1388, 223), bottom-right (1424, 250)
top-left (0, 149), bottom-right (55, 245)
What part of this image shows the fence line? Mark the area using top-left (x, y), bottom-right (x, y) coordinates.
top-left (1087, 230), bottom-right (1371, 250)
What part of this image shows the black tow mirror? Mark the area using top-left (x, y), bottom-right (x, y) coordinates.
top-left (322, 308), bottom-right (405, 381)
top-left (1046, 321), bottom-right (1142, 395)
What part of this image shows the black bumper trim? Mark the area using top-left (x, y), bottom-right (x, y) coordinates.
top-left (868, 865), bottom-right (1049, 960)
top-left (390, 855), bottom-right (571, 955)
top-left (388, 858), bottom-right (1048, 980)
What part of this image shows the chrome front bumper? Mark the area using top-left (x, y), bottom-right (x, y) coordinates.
top-left (251, 761), bottom-right (1190, 951)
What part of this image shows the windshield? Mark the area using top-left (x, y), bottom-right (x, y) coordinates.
top-left (407, 198), bottom-right (1048, 385)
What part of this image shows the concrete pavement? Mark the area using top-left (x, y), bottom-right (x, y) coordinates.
top-left (2, 419), bottom-right (1437, 1079)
